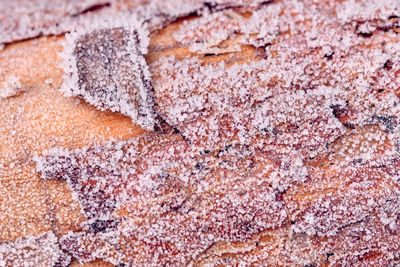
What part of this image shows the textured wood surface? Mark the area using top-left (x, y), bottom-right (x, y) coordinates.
top-left (2, 0), bottom-right (400, 266)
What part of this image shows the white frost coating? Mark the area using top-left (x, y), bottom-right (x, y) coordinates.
top-left (172, 9), bottom-right (242, 53)
top-left (337, 0), bottom-right (400, 23)
top-left (152, 52), bottom-right (350, 155)
top-left (0, 0), bottom-right (267, 45)
top-left (60, 12), bottom-right (155, 130)
top-left (0, 0), bottom-right (115, 44)
top-left (253, 89), bottom-right (346, 157)
top-left (5, 0), bottom-right (400, 266)
top-left (172, 2), bottom-right (289, 53)
top-left (0, 231), bottom-right (70, 266)
top-left (34, 134), bottom-right (191, 221)
top-left (0, 76), bottom-right (23, 99)
top-left (35, 133), bottom-right (289, 265)
top-left (171, 0), bottom-right (312, 52)
top-left (132, 0), bottom-right (268, 32)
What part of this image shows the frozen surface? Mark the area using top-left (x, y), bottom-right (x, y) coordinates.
top-left (3, 0), bottom-right (400, 266)
top-left (0, 231), bottom-right (70, 266)
top-left (36, 133), bottom-right (290, 264)
top-left (60, 15), bottom-right (155, 129)
top-left (0, 0), bottom-right (114, 44)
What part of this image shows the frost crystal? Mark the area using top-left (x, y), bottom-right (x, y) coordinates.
top-left (0, 232), bottom-right (70, 266)
top-left (0, 0), bottom-right (114, 44)
top-left (5, 0), bottom-right (400, 266)
top-left (0, 76), bottom-right (23, 99)
top-left (61, 15), bottom-right (156, 129)
top-left (36, 133), bottom-right (289, 265)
